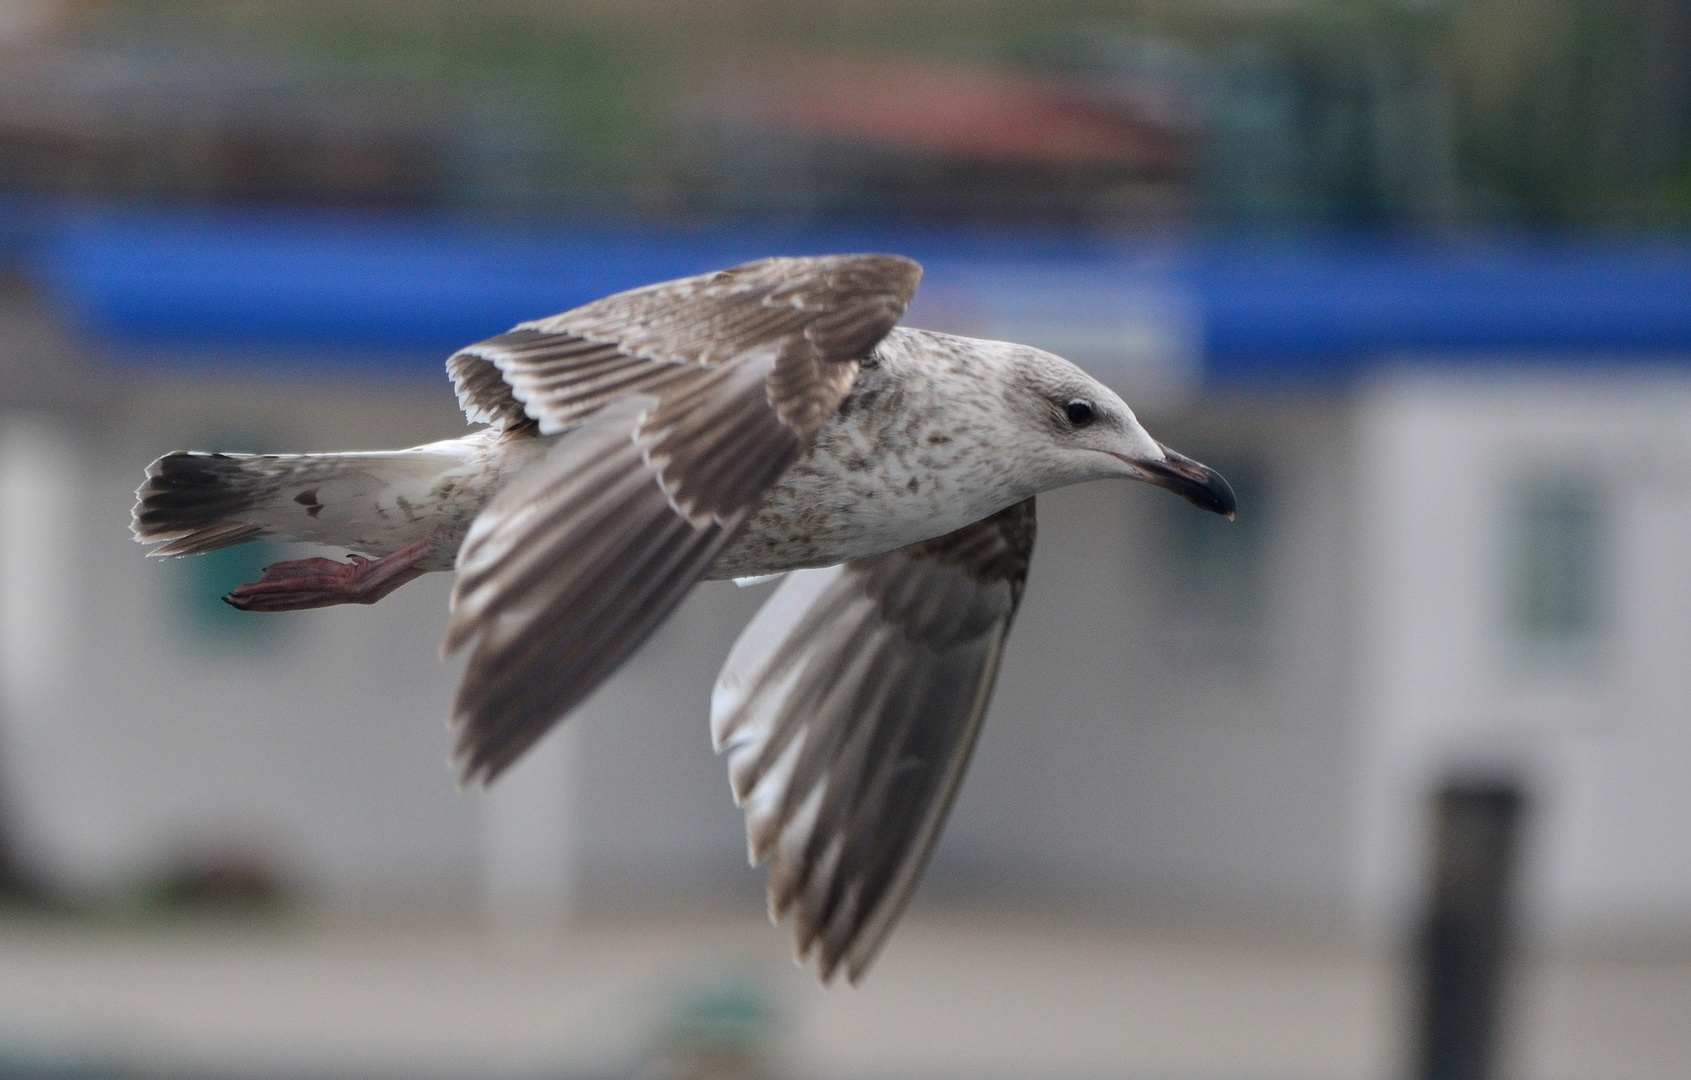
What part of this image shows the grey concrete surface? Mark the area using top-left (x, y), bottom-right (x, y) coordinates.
top-left (1, 907), bottom-right (1687, 1080)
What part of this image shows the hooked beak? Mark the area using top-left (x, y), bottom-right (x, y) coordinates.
top-left (1129, 444), bottom-right (1237, 519)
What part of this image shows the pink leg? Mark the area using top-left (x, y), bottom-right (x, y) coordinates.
top-left (225, 537), bottom-right (434, 612)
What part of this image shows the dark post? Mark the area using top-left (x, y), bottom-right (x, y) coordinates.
top-left (1413, 780), bottom-right (1527, 1080)
top-left (0, 740), bottom-right (33, 903)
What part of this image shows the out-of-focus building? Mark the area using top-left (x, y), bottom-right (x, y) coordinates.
top-left (0, 47), bottom-right (450, 208)
top-left (0, 0), bottom-right (1687, 960)
top-left (8, 0), bottom-right (1686, 225)
top-left (700, 50), bottom-right (1193, 223)
top-left (1353, 366), bottom-right (1691, 942)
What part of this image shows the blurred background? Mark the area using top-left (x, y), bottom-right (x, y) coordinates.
top-left (2, 1), bottom-right (1691, 1077)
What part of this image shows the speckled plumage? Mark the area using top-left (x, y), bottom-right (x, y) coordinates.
top-left (131, 254), bottom-right (1234, 986)
top-left (712, 327), bottom-right (1112, 578)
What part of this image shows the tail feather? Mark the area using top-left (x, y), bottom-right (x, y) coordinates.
top-left (133, 452), bottom-right (280, 555)
top-left (148, 521), bottom-right (267, 558)
top-left (133, 441), bottom-right (488, 560)
top-left (133, 450), bottom-right (358, 557)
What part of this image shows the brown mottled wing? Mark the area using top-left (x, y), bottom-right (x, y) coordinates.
top-left (446, 255), bottom-right (923, 784)
top-left (710, 498), bottom-right (1037, 984)
top-left (446, 254), bottom-right (916, 439)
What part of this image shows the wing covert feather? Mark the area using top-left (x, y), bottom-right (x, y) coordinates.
top-left (447, 254), bottom-right (920, 439)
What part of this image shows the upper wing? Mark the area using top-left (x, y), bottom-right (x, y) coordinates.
top-left (710, 498), bottom-right (1036, 984)
top-left (445, 253), bottom-right (915, 438)
top-left (446, 254), bottom-right (923, 785)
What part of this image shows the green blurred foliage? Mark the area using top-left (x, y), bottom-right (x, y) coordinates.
top-left (55, 0), bottom-right (1691, 225)
top-left (1445, 0), bottom-right (1691, 223)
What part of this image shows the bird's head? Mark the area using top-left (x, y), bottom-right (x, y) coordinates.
top-left (1002, 343), bottom-right (1236, 519)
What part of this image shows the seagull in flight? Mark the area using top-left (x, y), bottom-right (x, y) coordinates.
top-left (132, 254), bottom-right (1235, 983)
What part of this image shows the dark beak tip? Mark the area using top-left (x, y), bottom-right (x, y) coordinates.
top-left (1143, 444), bottom-right (1236, 519)
top-left (1213, 477), bottom-right (1238, 520)
top-left (1193, 458), bottom-right (1236, 520)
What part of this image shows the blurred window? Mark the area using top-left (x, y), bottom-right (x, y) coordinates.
top-left (1506, 474), bottom-right (1606, 652)
top-left (1156, 453), bottom-right (1270, 666)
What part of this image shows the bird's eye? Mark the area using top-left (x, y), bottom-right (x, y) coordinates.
top-left (1065, 401), bottom-right (1095, 427)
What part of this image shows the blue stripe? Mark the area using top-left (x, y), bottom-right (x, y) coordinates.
top-left (25, 205), bottom-right (1691, 382)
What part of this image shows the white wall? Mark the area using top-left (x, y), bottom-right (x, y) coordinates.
top-left (1352, 365), bottom-right (1691, 943)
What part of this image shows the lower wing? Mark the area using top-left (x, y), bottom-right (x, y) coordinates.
top-left (710, 498), bottom-right (1036, 983)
